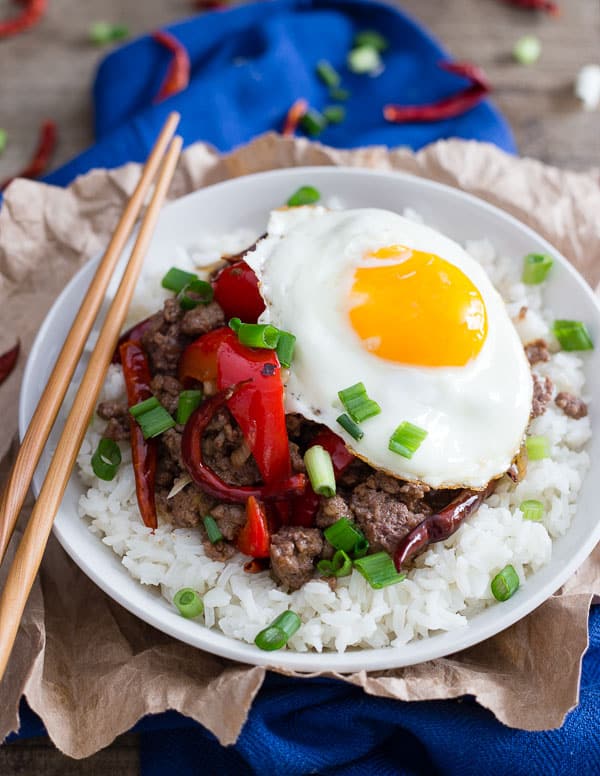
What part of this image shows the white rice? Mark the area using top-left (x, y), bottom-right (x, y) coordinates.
top-left (76, 214), bottom-right (591, 653)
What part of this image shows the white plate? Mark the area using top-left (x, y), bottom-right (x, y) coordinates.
top-left (19, 167), bottom-right (600, 673)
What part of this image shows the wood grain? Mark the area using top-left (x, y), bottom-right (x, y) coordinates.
top-left (0, 0), bottom-right (598, 772)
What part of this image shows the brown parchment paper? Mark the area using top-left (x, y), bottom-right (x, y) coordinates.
top-left (1, 134), bottom-right (599, 758)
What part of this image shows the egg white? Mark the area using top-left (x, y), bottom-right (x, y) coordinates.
top-left (245, 207), bottom-right (533, 489)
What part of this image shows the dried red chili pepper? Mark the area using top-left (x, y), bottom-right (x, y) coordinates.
top-left (111, 315), bottom-right (155, 364)
top-left (120, 340), bottom-right (158, 530)
top-left (0, 120), bottom-right (57, 191)
top-left (393, 480), bottom-right (497, 570)
top-left (181, 385), bottom-right (306, 503)
top-left (282, 99), bottom-right (309, 136)
top-left (500, 0), bottom-right (559, 15)
top-left (384, 62), bottom-right (490, 124)
top-left (237, 496), bottom-right (270, 558)
top-left (0, 341), bottom-right (19, 386)
top-left (152, 30), bottom-right (191, 103)
top-left (0, 0), bottom-right (46, 38)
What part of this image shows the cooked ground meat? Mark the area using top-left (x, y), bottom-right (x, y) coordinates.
top-left (289, 441), bottom-right (306, 474)
top-left (203, 538), bottom-right (236, 562)
top-left (525, 339), bottom-right (550, 366)
top-left (141, 299), bottom-right (189, 375)
top-left (181, 301), bottom-right (225, 337)
top-left (161, 427), bottom-right (185, 472)
top-left (202, 407), bottom-right (261, 486)
top-left (285, 413), bottom-right (305, 440)
top-left (103, 417), bottom-right (130, 441)
top-left (555, 391), bottom-right (588, 419)
top-left (97, 400), bottom-right (130, 440)
top-left (531, 373), bottom-right (554, 419)
top-left (315, 494), bottom-right (351, 529)
top-left (270, 526), bottom-right (323, 591)
top-left (158, 485), bottom-right (214, 528)
top-left (150, 374), bottom-right (183, 415)
top-left (97, 399), bottom-right (127, 420)
top-left (337, 459), bottom-right (372, 488)
top-left (211, 503), bottom-right (246, 541)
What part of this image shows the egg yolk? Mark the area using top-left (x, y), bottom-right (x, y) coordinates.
top-left (349, 245), bottom-right (488, 367)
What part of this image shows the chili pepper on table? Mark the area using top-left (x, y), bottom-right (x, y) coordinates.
top-left (151, 30), bottom-right (191, 103)
top-left (120, 341), bottom-right (158, 530)
top-left (499, 0), bottom-right (559, 15)
top-left (0, 0), bottom-right (46, 38)
top-left (236, 496), bottom-right (270, 557)
top-left (213, 260), bottom-right (265, 323)
top-left (393, 480), bottom-right (497, 571)
top-left (282, 99), bottom-right (309, 136)
top-left (0, 120), bottom-right (57, 191)
top-left (0, 341), bottom-right (19, 386)
top-left (384, 62), bottom-right (490, 124)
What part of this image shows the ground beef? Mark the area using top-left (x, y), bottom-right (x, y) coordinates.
top-left (531, 373), bottom-right (554, 419)
top-left (270, 526), bottom-right (323, 591)
top-left (202, 407), bottom-right (261, 486)
top-left (285, 413), bottom-right (305, 440)
top-left (181, 301), bottom-right (225, 337)
top-left (141, 299), bottom-right (189, 375)
top-left (337, 459), bottom-right (372, 488)
top-left (150, 374), bottom-right (183, 415)
top-left (315, 494), bottom-right (351, 529)
top-left (158, 485), bottom-right (214, 528)
top-left (210, 503), bottom-right (246, 541)
top-left (97, 400), bottom-right (130, 440)
top-left (525, 339), bottom-right (550, 366)
top-left (289, 441), bottom-right (306, 474)
top-left (555, 391), bottom-right (588, 419)
top-left (350, 477), bottom-right (430, 554)
top-left (160, 427), bottom-right (185, 472)
top-left (203, 538), bottom-right (236, 562)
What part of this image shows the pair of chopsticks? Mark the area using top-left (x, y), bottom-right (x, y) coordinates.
top-left (0, 112), bottom-right (183, 681)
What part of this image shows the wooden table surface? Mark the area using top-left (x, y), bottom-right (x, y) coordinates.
top-left (0, 0), bottom-right (598, 773)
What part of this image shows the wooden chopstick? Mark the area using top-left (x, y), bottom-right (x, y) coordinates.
top-left (0, 134), bottom-right (183, 682)
top-left (0, 112), bottom-right (180, 565)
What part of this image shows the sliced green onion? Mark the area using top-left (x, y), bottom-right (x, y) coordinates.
top-left (513, 35), bottom-right (541, 66)
top-left (287, 185), bottom-right (321, 207)
top-left (388, 422), bottom-right (428, 459)
top-left (89, 21), bottom-right (129, 45)
top-left (178, 278), bottom-right (214, 309)
top-left (353, 537), bottom-right (369, 559)
top-left (353, 552), bottom-right (406, 589)
top-left (176, 389), bottom-right (203, 425)
top-left (338, 382), bottom-right (366, 404)
top-left (228, 317), bottom-right (242, 333)
top-left (323, 105), bottom-right (346, 124)
top-left (0, 129), bottom-right (7, 155)
top-left (347, 46), bottom-right (382, 75)
top-left (491, 565), bottom-right (520, 602)
top-left (129, 396), bottom-right (175, 439)
top-left (526, 435), bottom-right (550, 461)
top-left (304, 445), bottom-right (336, 498)
top-left (161, 267), bottom-right (197, 293)
top-left (336, 413), bottom-right (364, 440)
top-left (91, 438), bottom-right (122, 481)
top-left (276, 331), bottom-right (296, 367)
top-left (354, 29), bottom-right (389, 52)
top-left (316, 59), bottom-right (341, 88)
top-left (553, 320), bottom-right (594, 352)
top-left (254, 610), bottom-right (301, 651)
top-left (338, 382), bottom-right (381, 423)
top-left (329, 86), bottom-right (350, 101)
top-left (519, 499), bottom-right (544, 522)
top-left (522, 253), bottom-right (553, 284)
top-left (323, 517), bottom-right (365, 555)
top-left (203, 515), bottom-right (224, 544)
top-left (174, 588), bottom-right (204, 618)
top-left (236, 322), bottom-right (280, 349)
top-left (300, 109), bottom-right (327, 137)
top-left (318, 549), bottom-right (352, 578)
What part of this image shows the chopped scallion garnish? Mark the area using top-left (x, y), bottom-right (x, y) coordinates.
top-left (287, 185), bottom-right (321, 207)
top-left (173, 588), bottom-right (204, 618)
top-left (317, 549), bottom-right (353, 578)
top-left (491, 565), bottom-right (520, 602)
top-left (304, 445), bottom-right (336, 498)
top-left (338, 382), bottom-right (381, 423)
top-left (129, 396), bottom-right (160, 418)
top-left (91, 438), bottom-right (122, 481)
top-left (388, 422), bottom-right (427, 459)
top-left (203, 515), bottom-right (224, 544)
top-left (513, 35), bottom-right (541, 66)
top-left (300, 109), bottom-right (327, 137)
top-left (347, 45), bottom-right (382, 74)
top-left (323, 105), bottom-right (346, 124)
top-left (235, 322), bottom-right (280, 349)
top-left (522, 253), bottom-right (553, 284)
top-left (336, 413), bottom-right (364, 440)
top-left (228, 317), bottom-right (242, 333)
top-left (553, 320), bottom-right (594, 352)
top-left (323, 517), bottom-right (366, 555)
top-left (176, 389), bottom-right (203, 425)
top-left (316, 59), bottom-right (341, 88)
top-left (525, 435), bottom-right (550, 461)
top-left (354, 29), bottom-right (389, 52)
top-left (519, 499), bottom-right (544, 522)
top-left (178, 278), bottom-right (214, 309)
top-left (276, 330), bottom-right (296, 367)
top-left (254, 610), bottom-right (301, 651)
top-left (353, 552), bottom-right (406, 589)
top-left (0, 129), bottom-right (7, 155)
top-left (129, 396), bottom-right (175, 439)
top-left (329, 87), bottom-right (350, 101)
top-left (89, 21), bottom-right (129, 45)
top-left (161, 267), bottom-right (197, 294)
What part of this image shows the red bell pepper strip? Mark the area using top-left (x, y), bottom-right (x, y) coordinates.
top-left (292, 428), bottom-right (355, 527)
top-left (384, 62), bottom-right (490, 124)
top-left (178, 326), bottom-right (229, 385)
top-left (282, 98), bottom-right (308, 136)
top-left (0, 341), bottom-right (19, 386)
top-left (120, 341), bottom-right (158, 530)
top-left (500, 0), bottom-right (559, 14)
top-left (152, 30), bottom-right (191, 103)
top-left (0, 0), bottom-right (46, 38)
top-left (112, 315), bottom-right (156, 364)
top-left (213, 260), bottom-right (265, 323)
top-left (236, 496), bottom-right (270, 557)
top-left (181, 385), bottom-right (306, 502)
top-left (0, 120), bottom-right (57, 191)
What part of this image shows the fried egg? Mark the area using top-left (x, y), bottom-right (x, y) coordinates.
top-left (245, 207), bottom-right (533, 489)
